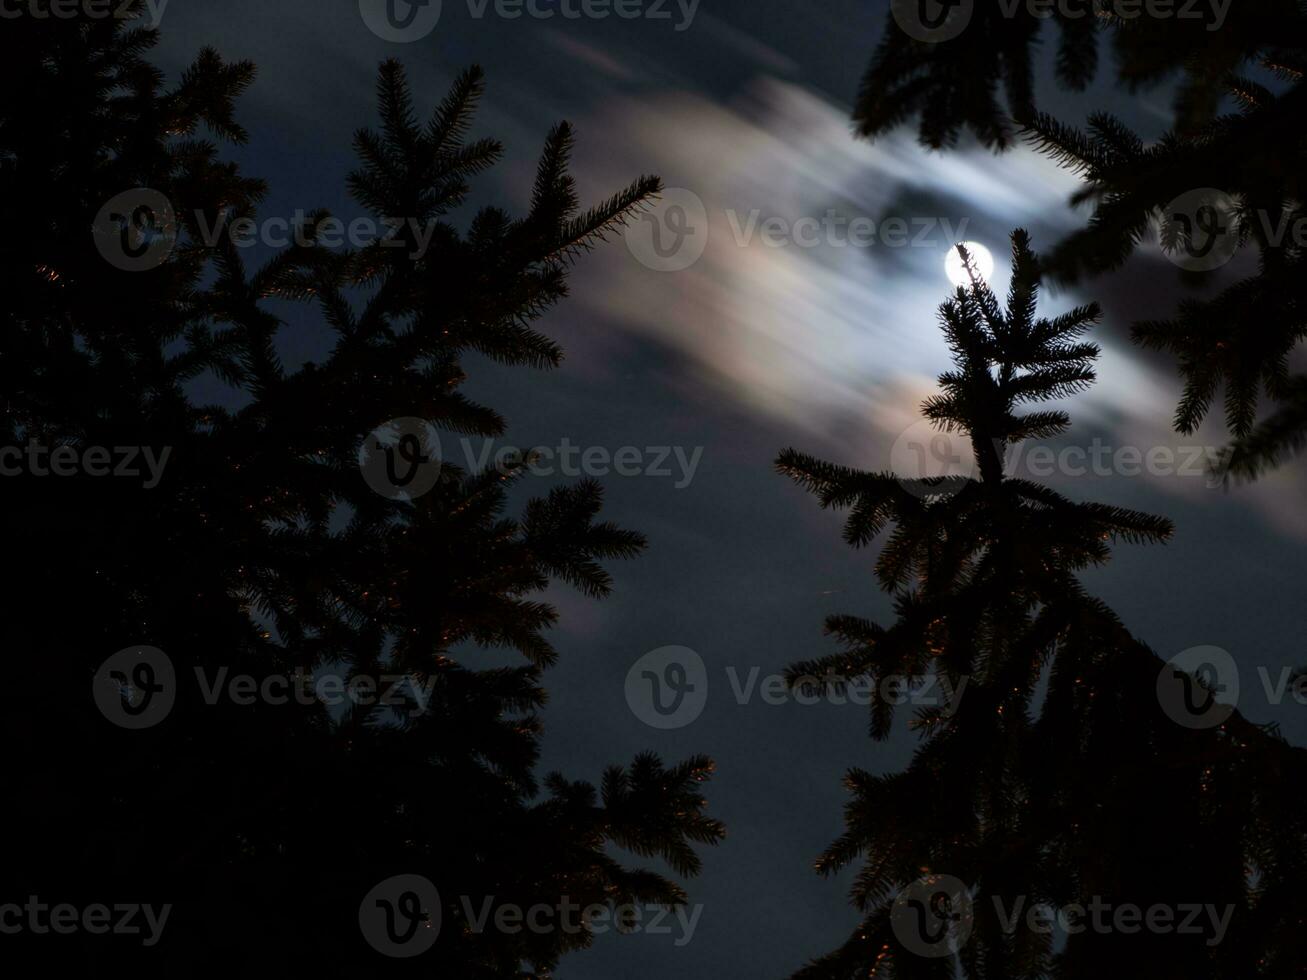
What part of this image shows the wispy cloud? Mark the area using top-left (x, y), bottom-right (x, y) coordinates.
top-left (565, 73), bottom-right (1306, 529)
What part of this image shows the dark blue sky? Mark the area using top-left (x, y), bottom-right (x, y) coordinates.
top-left (148, 2), bottom-right (1307, 975)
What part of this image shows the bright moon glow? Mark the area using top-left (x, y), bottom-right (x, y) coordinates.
top-left (945, 241), bottom-right (995, 288)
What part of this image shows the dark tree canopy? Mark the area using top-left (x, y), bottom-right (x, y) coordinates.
top-left (1, 7), bottom-right (721, 974)
top-left (777, 234), bottom-right (1307, 978)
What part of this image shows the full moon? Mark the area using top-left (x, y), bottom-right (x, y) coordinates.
top-left (945, 241), bottom-right (995, 288)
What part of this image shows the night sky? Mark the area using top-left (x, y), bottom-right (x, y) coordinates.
top-left (148, 2), bottom-right (1307, 975)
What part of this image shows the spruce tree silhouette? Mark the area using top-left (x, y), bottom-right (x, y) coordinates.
top-left (861, 2), bottom-right (1307, 480)
top-left (1022, 79), bottom-right (1307, 483)
top-left (1, 6), bottom-right (721, 975)
top-left (777, 234), bottom-right (1307, 978)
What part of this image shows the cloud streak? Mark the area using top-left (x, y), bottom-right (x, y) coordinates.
top-left (565, 73), bottom-right (1306, 531)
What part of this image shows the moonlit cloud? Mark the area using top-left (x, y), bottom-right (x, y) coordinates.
top-left (148, 0), bottom-right (1306, 534)
top-left (569, 80), bottom-right (1157, 443)
top-left (560, 73), bottom-right (1307, 533)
